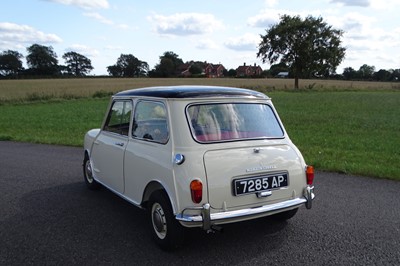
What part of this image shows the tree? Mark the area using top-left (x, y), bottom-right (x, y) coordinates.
top-left (107, 54), bottom-right (148, 77)
top-left (390, 69), bottom-right (400, 81)
top-left (357, 64), bottom-right (375, 80)
top-left (189, 62), bottom-right (204, 75)
top-left (374, 69), bottom-right (391, 82)
top-left (26, 44), bottom-right (59, 76)
top-left (0, 50), bottom-right (24, 77)
top-left (269, 62), bottom-right (289, 77)
top-left (342, 67), bottom-right (358, 80)
top-left (107, 65), bottom-right (123, 77)
top-left (227, 68), bottom-right (237, 77)
top-left (150, 51), bottom-right (184, 77)
top-left (257, 15), bottom-right (346, 89)
top-left (62, 51), bottom-right (94, 76)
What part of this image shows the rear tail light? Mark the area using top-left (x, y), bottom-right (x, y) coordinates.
top-left (190, 180), bottom-right (203, 204)
top-left (306, 165), bottom-right (314, 185)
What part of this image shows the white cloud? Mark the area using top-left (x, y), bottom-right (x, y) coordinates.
top-left (330, 0), bottom-right (370, 7)
top-left (195, 39), bottom-right (219, 50)
top-left (0, 22), bottom-right (62, 47)
top-left (44, 0), bottom-right (109, 10)
top-left (264, 0), bottom-right (278, 7)
top-left (148, 13), bottom-right (224, 36)
top-left (83, 12), bottom-right (113, 25)
top-left (332, 12), bottom-right (400, 69)
top-left (83, 12), bottom-right (130, 29)
top-left (328, 12), bottom-right (375, 32)
top-left (65, 44), bottom-right (99, 57)
top-left (224, 33), bottom-right (260, 51)
top-left (247, 9), bottom-right (299, 28)
top-left (104, 45), bottom-right (123, 51)
top-left (370, 0), bottom-right (400, 10)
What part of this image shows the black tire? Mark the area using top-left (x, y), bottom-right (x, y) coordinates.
top-left (272, 208), bottom-right (298, 221)
top-left (148, 191), bottom-right (184, 251)
top-left (83, 154), bottom-right (101, 190)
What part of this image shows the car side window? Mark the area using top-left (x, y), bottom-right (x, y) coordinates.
top-left (132, 101), bottom-right (169, 144)
top-left (103, 101), bottom-right (132, 136)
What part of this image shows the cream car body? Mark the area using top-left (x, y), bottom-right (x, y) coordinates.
top-left (83, 86), bottom-right (315, 250)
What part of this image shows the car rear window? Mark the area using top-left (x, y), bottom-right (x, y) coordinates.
top-left (187, 103), bottom-right (284, 143)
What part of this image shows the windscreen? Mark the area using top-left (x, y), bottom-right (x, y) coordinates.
top-left (187, 103), bottom-right (284, 142)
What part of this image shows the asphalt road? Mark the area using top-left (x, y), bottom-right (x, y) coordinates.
top-left (0, 141), bottom-right (399, 265)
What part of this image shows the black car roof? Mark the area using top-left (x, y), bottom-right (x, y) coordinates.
top-left (114, 85), bottom-right (268, 99)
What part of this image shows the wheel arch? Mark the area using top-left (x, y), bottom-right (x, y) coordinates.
top-left (83, 149), bottom-right (92, 166)
top-left (84, 149), bottom-right (90, 159)
top-left (141, 181), bottom-right (177, 212)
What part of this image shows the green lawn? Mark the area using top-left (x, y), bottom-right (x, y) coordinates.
top-left (271, 91), bottom-right (399, 180)
top-left (0, 99), bottom-right (108, 146)
top-left (0, 91), bottom-right (399, 180)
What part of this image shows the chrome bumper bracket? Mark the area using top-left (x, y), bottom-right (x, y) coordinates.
top-left (304, 185), bottom-right (315, 209)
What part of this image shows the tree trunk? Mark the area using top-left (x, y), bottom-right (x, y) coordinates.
top-left (294, 76), bottom-right (299, 89)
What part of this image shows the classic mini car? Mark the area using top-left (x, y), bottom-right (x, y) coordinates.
top-left (83, 85), bottom-right (315, 250)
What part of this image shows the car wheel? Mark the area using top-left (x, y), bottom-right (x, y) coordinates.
top-left (148, 191), bottom-right (184, 251)
top-left (272, 208), bottom-right (298, 221)
top-left (83, 154), bottom-right (100, 190)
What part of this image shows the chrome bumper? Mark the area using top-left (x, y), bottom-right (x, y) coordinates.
top-left (176, 185), bottom-right (315, 231)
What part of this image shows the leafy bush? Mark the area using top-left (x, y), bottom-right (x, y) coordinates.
top-left (92, 90), bottom-right (113, 98)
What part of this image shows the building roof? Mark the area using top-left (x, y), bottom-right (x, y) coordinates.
top-left (114, 86), bottom-right (268, 99)
top-left (236, 65), bottom-right (249, 72)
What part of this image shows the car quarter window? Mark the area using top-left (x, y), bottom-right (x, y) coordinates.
top-left (132, 100), bottom-right (169, 144)
top-left (103, 100), bottom-right (132, 136)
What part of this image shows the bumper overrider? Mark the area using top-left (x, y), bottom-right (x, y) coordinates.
top-left (176, 185), bottom-right (315, 231)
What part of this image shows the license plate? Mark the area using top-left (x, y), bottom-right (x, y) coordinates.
top-left (233, 173), bottom-right (289, 196)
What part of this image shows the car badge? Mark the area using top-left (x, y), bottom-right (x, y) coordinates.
top-left (246, 165), bottom-right (277, 172)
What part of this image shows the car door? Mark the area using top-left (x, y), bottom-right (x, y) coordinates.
top-left (91, 100), bottom-right (132, 193)
top-left (124, 100), bottom-right (173, 204)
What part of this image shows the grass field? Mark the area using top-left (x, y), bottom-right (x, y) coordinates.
top-left (272, 91), bottom-right (400, 180)
top-left (0, 78), bottom-right (399, 180)
top-left (1, 77), bottom-right (400, 104)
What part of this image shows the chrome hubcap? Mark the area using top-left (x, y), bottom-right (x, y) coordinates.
top-left (151, 203), bottom-right (167, 239)
top-left (85, 160), bottom-right (94, 183)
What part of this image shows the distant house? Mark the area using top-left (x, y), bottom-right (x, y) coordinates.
top-left (204, 63), bottom-right (225, 78)
top-left (276, 72), bottom-right (289, 78)
top-left (236, 63), bottom-right (263, 77)
top-left (178, 62), bottom-right (225, 78)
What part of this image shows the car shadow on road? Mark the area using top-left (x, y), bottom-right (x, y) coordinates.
top-left (3, 181), bottom-right (296, 265)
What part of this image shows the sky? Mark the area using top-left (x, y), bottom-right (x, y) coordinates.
top-left (1, 0), bottom-right (399, 75)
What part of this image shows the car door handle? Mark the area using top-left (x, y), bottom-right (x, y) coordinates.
top-left (114, 142), bottom-right (124, 147)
